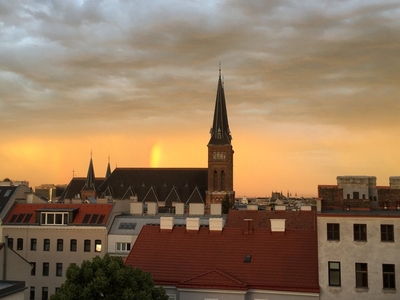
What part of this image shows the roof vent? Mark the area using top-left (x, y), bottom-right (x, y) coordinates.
top-left (271, 219), bottom-right (286, 232)
top-left (160, 217), bottom-right (174, 230)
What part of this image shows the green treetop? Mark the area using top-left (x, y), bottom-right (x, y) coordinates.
top-left (50, 254), bottom-right (168, 300)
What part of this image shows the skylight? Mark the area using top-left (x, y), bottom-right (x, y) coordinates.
top-left (244, 254), bottom-right (252, 263)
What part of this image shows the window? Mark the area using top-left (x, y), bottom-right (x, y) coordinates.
top-left (7, 238), bottom-right (13, 249)
top-left (353, 224), bottom-right (367, 241)
top-left (328, 261), bottom-right (341, 286)
top-left (355, 263), bottom-right (368, 288)
top-left (383, 264), bottom-right (396, 289)
top-left (70, 239), bottom-right (77, 252)
top-left (57, 239), bottom-right (63, 251)
top-left (43, 239), bottom-right (50, 251)
top-left (327, 223), bottom-right (340, 240)
top-left (31, 238), bottom-right (37, 251)
top-left (43, 262), bottom-right (49, 276)
top-left (381, 224), bottom-right (394, 242)
top-left (213, 170), bottom-right (218, 191)
top-left (42, 287), bottom-right (48, 300)
top-left (95, 240), bottom-right (102, 252)
top-left (56, 263), bottom-right (63, 277)
top-left (353, 191), bottom-right (359, 199)
top-left (31, 262), bottom-right (36, 276)
top-left (40, 212), bottom-right (69, 225)
top-left (17, 238), bottom-right (23, 250)
top-left (116, 242), bottom-right (131, 252)
top-left (84, 240), bottom-right (91, 252)
top-left (30, 286), bottom-right (35, 300)
top-left (221, 170), bottom-right (225, 191)
top-left (55, 287), bottom-right (60, 294)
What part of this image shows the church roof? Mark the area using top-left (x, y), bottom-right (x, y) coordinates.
top-left (208, 72), bottom-right (232, 145)
top-left (97, 168), bottom-right (208, 204)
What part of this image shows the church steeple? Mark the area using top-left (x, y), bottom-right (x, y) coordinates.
top-left (206, 66), bottom-right (235, 209)
top-left (208, 65), bottom-right (232, 145)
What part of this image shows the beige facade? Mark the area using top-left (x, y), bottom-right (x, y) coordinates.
top-left (318, 214), bottom-right (400, 300)
top-left (3, 225), bottom-right (108, 300)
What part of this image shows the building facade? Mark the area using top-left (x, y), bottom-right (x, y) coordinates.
top-left (318, 175), bottom-right (400, 299)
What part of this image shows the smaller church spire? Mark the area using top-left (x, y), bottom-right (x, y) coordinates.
top-left (82, 154), bottom-right (96, 191)
top-left (106, 156), bottom-right (111, 178)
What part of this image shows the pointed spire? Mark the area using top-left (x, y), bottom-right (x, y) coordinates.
top-left (208, 65), bottom-right (232, 145)
top-left (83, 154), bottom-right (96, 190)
top-left (106, 156), bottom-right (111, 178)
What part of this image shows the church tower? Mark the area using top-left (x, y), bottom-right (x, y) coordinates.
top-left (206, 68), bottom-right (235, 208)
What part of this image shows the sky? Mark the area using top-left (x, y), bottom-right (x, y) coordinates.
top-left (1, 0), bottom-right (400, 198)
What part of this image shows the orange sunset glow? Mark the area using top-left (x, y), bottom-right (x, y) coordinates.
top-left (1, 1), bottom-right (400, 197)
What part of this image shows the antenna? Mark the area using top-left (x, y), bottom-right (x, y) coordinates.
top-left (219, 61), bottom-right (221, 77)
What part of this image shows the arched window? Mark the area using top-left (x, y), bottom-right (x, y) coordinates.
top-left (221, 171), bottom-right (225, 191)
top-left (213, 170), bottom-right (218, 191)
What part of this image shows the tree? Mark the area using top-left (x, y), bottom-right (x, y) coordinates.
top-left (221, 194), bottom-right (235, 214)
top-left (50, 254), bottom-right (168, 300)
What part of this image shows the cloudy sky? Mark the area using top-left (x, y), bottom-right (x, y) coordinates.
top-left (1, 0), bottom-right (400, 197)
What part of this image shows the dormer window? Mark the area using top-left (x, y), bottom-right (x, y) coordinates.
top-left (40, 212), bottom-right (69, 225)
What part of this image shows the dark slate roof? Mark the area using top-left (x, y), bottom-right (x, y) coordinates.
top-left (208, 74), bottom-right (232, 145)
top-left (0, 186), bottom-right (17, 215)
top-left (97, 168), bottom-right (208, 205)
top-left (126, 224), bottom-right (319, 293)
top-left (58, 177), bottom-right (105, 201)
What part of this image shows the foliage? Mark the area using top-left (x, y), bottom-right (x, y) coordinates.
top-left (221, 194), bottom-right (235, 214)
top-left (50, 254), bottom-right (168, 300)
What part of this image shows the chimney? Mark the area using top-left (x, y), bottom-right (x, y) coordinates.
top-left (189, 203), bottom-right (205, 216)
top-left (160, 217), bottom-right (174, 230)
top-left (301, 205), bottom-right (312, 211)
top-left (209, 218), bottom-right (224, 231)
top-left (186, 218), bottom-right (200, 231)
top-left (210, 203), bottom-right (222, 215)
top-left (130, 202), bottom-right (143, 215)
top-left (247, 204), bottom-right (258, 211)
top-left (243, 219), bottom-right (254, 234)
top-left (27, 193), bottom-right (34, 203)
top-left (147, 202), bottom-right (158, 215)
top-left (174, 203), bottom-right (184, 215)
top-left (271, 219), bottom-right (286, 232)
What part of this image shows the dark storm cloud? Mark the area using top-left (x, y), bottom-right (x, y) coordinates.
top-left (0, 0), bottom-right (400, 132)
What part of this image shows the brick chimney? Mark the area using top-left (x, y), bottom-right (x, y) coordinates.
top-left (243, 219), bottom-right (254, 234)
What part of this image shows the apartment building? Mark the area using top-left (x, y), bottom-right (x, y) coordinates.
top-left (3, 203), bottom-right (114, 300)
top-left (318, 176), bottom-right (400, 299)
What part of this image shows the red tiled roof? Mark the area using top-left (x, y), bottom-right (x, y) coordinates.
top-left (226, 210), bottom-right (316, 230)
top-left (126, 224), bottom-right (319, 293)
top-left (4, 203), bottom-right (113, 225)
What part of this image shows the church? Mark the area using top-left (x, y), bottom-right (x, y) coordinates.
top-left (59, 70), bottom-right (235, 209)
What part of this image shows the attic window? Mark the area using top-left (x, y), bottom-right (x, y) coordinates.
top-left (97, 215), bottom-right (105, 224)
top-left (244, 254), bottom-right (252, 263)
top-left (4, 190), bottom-right (12, 197)
top-left (82, 214), bottom-right (91, 223)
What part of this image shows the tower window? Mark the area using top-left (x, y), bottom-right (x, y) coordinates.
top-left (221, 171), bottom-right (225, 191)
top-left (213, 171), bottom-right (218, 191)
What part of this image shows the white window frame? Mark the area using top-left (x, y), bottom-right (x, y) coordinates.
top-left (116, 242), bottom-right (131, 252)
top-left (41, 212), bottom-right (69, 225)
